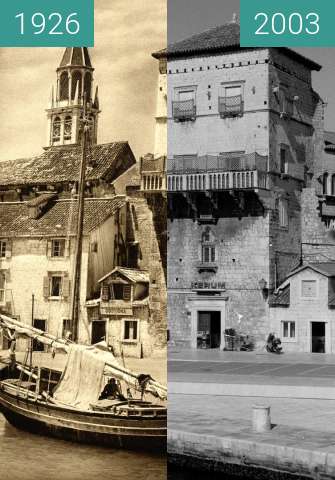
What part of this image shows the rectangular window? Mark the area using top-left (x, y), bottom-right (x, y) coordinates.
top-left (0, 241), bottom-right (6, 258)
top-left (280, 148), bottom-right (288, 174)
top-left (62, 319), bottom-right (72, 339)
top-left (173, 87), bottom-right (196, 121)
top-left (50, 276), bottom-right (62, 297)
top-left (110, 283), bottom-right (132, 301)
top-left (219, 84), bottom-right (244, 117)
top-left (301, 280), bottom-right (317, 298)
top-left (51, 239), bottom-right (65, 257)
top-left (282, 321), bottom-right (296, 339)
top-left (279, 199), bottom-right (288, 228)
top-left (202, 246), bottom-right (215, 263)
top-left (123, 320), bottom-right (138, 341)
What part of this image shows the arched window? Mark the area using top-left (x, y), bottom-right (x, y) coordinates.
top-left (52, 117), bottom-right (61, 143)
top-left (84, 72), bottom-right (92, 101)
top-left (59, 71), bottom-right (69, 100)
top-left (201, 227), bottom-right (216, 264)
top-left (71, 70), bottom-right (82, 100)
top-left (331, 175), bottom-right (335, 196)
top-left (323, 172), bottom-right (329, 195)
top-left (64, 116), bottom-right (72, 141)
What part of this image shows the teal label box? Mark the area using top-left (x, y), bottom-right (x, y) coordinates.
top-left (240, 0), bottom-right (333, 47)
top-left (0, 0), bottom-right (94, 47)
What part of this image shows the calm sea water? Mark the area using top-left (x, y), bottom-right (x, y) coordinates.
top-left (0, 414), bottom-right (166, 480)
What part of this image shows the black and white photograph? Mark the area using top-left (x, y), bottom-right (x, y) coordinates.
top-left (0, 1), bottom-right (167, 479)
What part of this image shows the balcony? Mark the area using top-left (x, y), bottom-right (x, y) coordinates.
top-left (172, 99), bottom-right (196, 122)
top-left (218, 95), bottom-right (244, 118)
top-left (167, 153), bottom-right (268, 192)
top-left (196, 261), bottom-right (218, 273)
top-left (139, 155), bottom-right (166, 192)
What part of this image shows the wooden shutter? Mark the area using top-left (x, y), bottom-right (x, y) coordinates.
top-left (5, 240), bottom-right (12, 259)
top-left (123, 285), bottom-right (131, 301)
top-left (62, 277), bottom-right (70, 298)
top-left (43, 277), bottom-right (50, 298)
top-left (64, 239), bottom-right (70, 257)
top-left (46, 240), bottom-right (52, 257)
top-left (101, 284), bottom-right (109, 301)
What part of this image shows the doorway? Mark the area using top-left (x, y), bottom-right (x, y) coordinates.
top-left (91, 320), bottom-right (106, 344)
top-left (197, 311), bottom-right (221, 349)
top-left (311, 322), bottom-right (325, 353)
top-left (33, 319), bottom-right (46, 351)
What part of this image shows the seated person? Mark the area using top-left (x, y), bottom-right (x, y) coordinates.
top-left (99, 378), bottom-right (126, 401)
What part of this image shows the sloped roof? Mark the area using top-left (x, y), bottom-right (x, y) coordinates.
top-left (0, 143), bottom-right (136, 188)
top-left (269, 284), bottom-right (290, 307)
top-left (153, 22), bottom-right (321, 71)
top-left (325, 131), bottom-right (335, 146)
top-left (0, 196), bottom-right (126, 237)
top-left (98, 267), bottom-right (149, 284)
top-left (287, 263), bottom-right (335, 279)
top-left (59, 47), bottom-right (92, 69)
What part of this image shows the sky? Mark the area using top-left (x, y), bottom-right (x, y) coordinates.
top-left (168, 0), bottom-right (335, 132)
top-left (0, 0), bottom-right (166, 161)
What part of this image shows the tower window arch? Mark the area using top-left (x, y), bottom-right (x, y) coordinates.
top-left (323, 172), bottom-right (329, 195)
top-left (59, 71), bottom-right (69, 100)
top-left (84, 72), bottom-right (92, 101)
top-left (71, 70), bottom-right (82, 100)
top-left (64, 116), bottom-right (72, 141)
top-left (52, 117), bottom-right (61, 143)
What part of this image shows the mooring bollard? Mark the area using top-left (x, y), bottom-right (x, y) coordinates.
top-left (252, 404), bottom-right (271, 433)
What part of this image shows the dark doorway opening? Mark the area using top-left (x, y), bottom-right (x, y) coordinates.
top-left (311, 322), bottom-right (325, 353)
top-left (197, 311), bottom-right (221, 349)
top-left (33, 319), bottom-right (46, 351)
top-left (91, 320), bottom-right (106, 344)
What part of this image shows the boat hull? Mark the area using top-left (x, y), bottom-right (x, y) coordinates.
top-left (0, 388), bottom-right (166, 452)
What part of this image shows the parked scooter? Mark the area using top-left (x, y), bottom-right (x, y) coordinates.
top-left (266, 333), bottom-right (283, 354)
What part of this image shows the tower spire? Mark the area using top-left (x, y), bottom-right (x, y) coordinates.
top-left (45, 48), bottom-right (100, 148)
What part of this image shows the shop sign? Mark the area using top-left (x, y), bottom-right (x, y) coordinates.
top-left (191, 281), bottom-right (225, 290)
top-left (100, 305), bottom-right (133, 316)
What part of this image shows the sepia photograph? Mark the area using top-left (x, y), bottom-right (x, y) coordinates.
top-left (167, 0), bottom-right (335, 479)
top-left (0, 1), bottom-right (167, 479)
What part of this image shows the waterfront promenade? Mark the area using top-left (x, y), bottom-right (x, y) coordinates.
top-left (169, 349), bottom-right (335, 478)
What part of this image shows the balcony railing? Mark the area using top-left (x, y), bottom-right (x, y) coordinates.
top-left (141, 173), bottom-right (166, 192)
top-left (168, 153), bottom-right (268, 174)
top-left (172, 99), bottom-right (196, 121)
top-left (168, 170), bottom-right (267, 192)
top-left (218, 95), bottom-right (244, 118)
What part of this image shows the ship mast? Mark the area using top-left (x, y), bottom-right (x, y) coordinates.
top-left (70, 95), bottom-right (89, 341)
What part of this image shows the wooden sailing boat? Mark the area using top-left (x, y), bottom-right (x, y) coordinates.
top-left (0, 98), bottom-right (167, 452)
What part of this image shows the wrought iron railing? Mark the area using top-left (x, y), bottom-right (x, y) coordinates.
top-left (218, 94), bottom-right (244, 117)
top-left (168, 153), bottom-right (268, 174)
top-left (172, 99), bottom-right (196, 121)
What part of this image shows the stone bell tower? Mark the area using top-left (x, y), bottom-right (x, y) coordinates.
top-left (46, 47), bottom-right (100, 148)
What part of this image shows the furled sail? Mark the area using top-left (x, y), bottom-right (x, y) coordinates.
top-left (0, 314), bottom-right (167, 400)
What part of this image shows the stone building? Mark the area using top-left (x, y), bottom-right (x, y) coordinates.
top-left (0, 47), bottom-right (167, 357)
top-left (153, 20), bottom-right (328, 350)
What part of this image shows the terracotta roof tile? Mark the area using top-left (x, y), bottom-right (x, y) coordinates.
top-left (0, 143), bottom-right (136, 188)
top-left (153, 22), bottom-right (321, 70)
top-left (0, 196), bottom-right (126, 237)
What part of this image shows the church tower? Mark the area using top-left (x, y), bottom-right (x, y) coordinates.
top-left (46, 47), bottom-right (100, 148)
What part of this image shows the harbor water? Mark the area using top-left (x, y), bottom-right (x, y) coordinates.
top-left (0, 414), bottom-right (166, 480)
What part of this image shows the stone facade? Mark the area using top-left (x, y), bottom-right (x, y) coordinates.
top-left (153, 22), bottom-right (325, 350)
